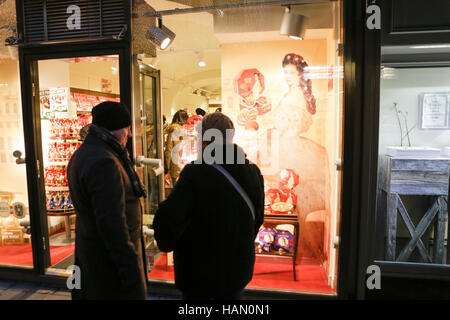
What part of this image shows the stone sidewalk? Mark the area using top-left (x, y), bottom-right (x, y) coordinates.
top-left (0, 280), bottom-right (180, 300)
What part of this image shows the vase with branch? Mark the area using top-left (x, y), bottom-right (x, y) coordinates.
top-left (393, 102), bottom-right (416, 147)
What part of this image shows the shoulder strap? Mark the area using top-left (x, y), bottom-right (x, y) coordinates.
top-left (210, 164), bottom-right (255, 221)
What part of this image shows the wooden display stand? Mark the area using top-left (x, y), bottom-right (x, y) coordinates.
top-left (256, 211), bottom-right (299, 281)
top-left (381, 155), bottom-right (450, 264)
top-left (47, 210), bottom-right (76, 243)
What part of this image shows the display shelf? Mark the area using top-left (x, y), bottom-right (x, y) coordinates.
top-left (256, 215), bottom-right (299, 281)
top-left (47, 161), bottom-right (69, 166)
top-left (47, 209), bottom-right (75, 216)
top-left (49, 136), bottom-right (80, 141)
top-left (70, 87), bottom-right (120, 99)
top-left (45, 186), bottom-right (69, 192)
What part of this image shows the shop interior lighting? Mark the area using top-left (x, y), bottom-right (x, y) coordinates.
top-left (279, 6), bottom-right (308, 40)
top-left (146, 17), bottom-right (176, 50)
top-left (149, 57), bottom-right (159, 68)
top-left (409, 44), bottom-right (450, 49)
top-left (197, 52), bottom-right (206, 67)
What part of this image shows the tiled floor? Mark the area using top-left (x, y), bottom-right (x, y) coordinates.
top-left (0, 280), bottom-right (180, 300)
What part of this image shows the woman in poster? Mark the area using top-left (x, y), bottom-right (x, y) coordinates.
top-left (268, 53), bottom-right (328, 260)
top-left (274, 53), bottom-right (317, 139)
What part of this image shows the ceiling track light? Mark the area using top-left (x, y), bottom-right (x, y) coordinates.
top-left (280, 5), bottom-right (308, 40)
top-left (146, 16), bottom-right (176, 50)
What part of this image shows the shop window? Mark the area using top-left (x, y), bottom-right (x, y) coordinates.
top-left (375, 62), bottom-right (450, 266)
top-left (0, 29), bottom-right (33, 266)
top-left (139, 0), bottom-right (344, 295)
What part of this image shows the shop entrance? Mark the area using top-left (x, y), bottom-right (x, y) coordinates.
top-left (28, 52), bottom-right (123, 275)
top-left (131, 64), bottom-right (165, 275)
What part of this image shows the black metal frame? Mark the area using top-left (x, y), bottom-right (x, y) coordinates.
top-left (0, 0), bottom-right (386, 300)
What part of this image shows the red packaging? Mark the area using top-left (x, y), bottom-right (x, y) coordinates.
top-left (265, 188), bottom-right (282, 205)
top-left (270, 202), bottom-right (294, 215)
top-left (279, 169), bottom-right (300, 190)
top-left (279, 188), bottom-right (298, 206)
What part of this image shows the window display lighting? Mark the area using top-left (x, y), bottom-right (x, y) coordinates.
top-left (279, 6), bottom-right (308, 40)
top-left (146, 17), bottom-right (176, 50)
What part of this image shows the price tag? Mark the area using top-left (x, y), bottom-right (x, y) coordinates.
top-left (0, 201), bottom-right (10, 217)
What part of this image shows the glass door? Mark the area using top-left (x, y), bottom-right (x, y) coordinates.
top-left (132, 63), bottom-right (164, 276)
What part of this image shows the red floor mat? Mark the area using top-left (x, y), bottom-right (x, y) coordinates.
top-left (148, 253), bottom-right (335, 294)
top-left (0, 243), bottom-right (74, 267)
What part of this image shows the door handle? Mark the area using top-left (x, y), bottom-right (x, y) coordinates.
top-left (13, 150), bottom-right (26, 164)
top-left (135, 156), bottom-right (164, 176)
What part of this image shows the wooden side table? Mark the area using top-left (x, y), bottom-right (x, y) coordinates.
top-left (256, 214), bottom-right (299, 281)
top-left (381, 156), bottom-right (449, 264)
top-left (47, 210), bottom-right (76, 244)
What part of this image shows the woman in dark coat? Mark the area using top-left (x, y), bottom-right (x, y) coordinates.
top-left (67, 102), bottom-right (147, 300)
top-left (153, 113), bottom-right (265, 299)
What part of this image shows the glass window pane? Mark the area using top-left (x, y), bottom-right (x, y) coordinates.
top-left (140, 0), bottom-right (345, 295)
top-left (376, 63), bottom-right (450, 265)
top-left (0, 1), bottom-right (33, 266)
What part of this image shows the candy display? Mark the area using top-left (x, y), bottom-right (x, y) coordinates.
top-left (279, 169), bottom-right (300, 190)
top-left (48, 114), bottom-right (91, 139)
top-left (279, 188), bottom-right (297, 206)
top-left (46, 191), bottom-right (74, 212)
top-left (255, 227), bottom-right (277, 253)
top-left (270, 202), bottom-right (294, 215)
top-left (45, 165), bottom-right (68, 187)
top-left (72, 92), bottom-right (120, 112)
top-left (48, 142), bottom-right (82, 162)
top-left (265, 188), bottom-right (282, 205)
top-left (274, 230), bottom-right (295, 253)
top-left (255, 227), bottom-right (295, 254)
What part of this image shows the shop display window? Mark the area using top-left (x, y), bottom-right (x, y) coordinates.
top-left (375, 65), bottom-right (450, 266)
top-left (142, 0), bottom-right (344, 295)
top-left (37, 55), bottom-right (120, 271)
top-left (0, 33), bottom-right (33, 266)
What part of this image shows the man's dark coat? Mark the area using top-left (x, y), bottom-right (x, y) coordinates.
top-left (67, 132), bottom-right (147, 300)
top-left (153, 144), bottom-right (265, 296)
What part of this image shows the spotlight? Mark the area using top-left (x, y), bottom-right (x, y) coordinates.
top-left (280, 6), bottom-right (308, 40)
top-left (146, 17), bottom-right (176, 50)
top-left (196, 52), bottom-right (206, 67)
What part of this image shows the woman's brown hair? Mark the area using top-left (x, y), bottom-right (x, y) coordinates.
top-left (282, 53), bottom-right (317, 115)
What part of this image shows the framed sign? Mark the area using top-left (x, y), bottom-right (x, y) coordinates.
top-left (419, 92), bottom-right (450, 130)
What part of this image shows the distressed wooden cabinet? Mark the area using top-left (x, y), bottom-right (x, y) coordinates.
top-left (381, 156), bottom-right (449, 264)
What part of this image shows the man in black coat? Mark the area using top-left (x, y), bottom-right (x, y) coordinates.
top-left (153, 112), bottom-right (264, 299)
top-left (67, 102), bottom-right (148, 300)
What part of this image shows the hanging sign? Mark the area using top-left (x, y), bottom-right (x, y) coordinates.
top-left (50, 88), bottom-right (70, 118)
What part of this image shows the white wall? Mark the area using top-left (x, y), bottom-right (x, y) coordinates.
top-left (379, 67), bottom-right (450, 154)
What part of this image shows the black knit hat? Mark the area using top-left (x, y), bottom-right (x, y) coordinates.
top-left (92, 101), bottom-right (131, 131)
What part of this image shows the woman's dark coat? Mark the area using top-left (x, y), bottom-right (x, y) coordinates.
top-left (153, 144), bottom-right (265, 296)
top-left (67, 132), bottom-right (147, 300)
